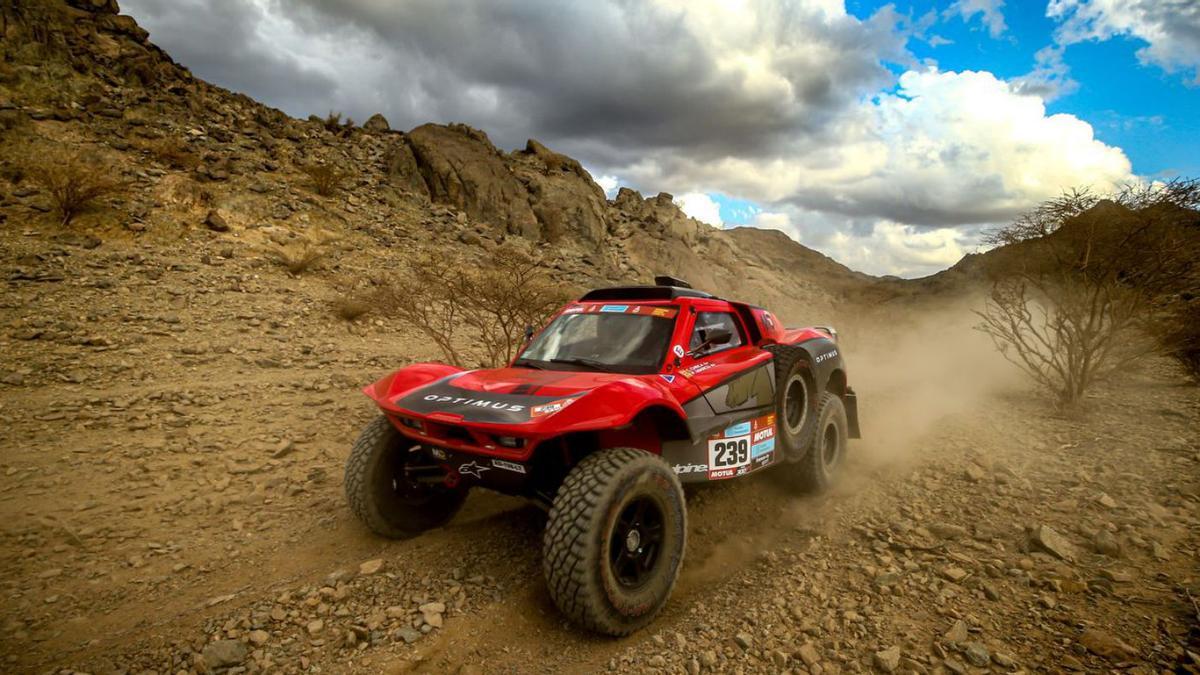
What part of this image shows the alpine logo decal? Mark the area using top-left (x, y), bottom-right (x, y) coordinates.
top-left (458, 461), bottom-right (489, 479)
top-left (660, 374), bottom-right (676, 384)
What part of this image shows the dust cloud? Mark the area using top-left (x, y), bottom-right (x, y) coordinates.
top-left (836, 294), bottom-right (1027, 469)
top-left (679, 294), bottom-right (1028, 587)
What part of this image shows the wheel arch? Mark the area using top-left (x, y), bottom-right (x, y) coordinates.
top-left (525, 403), bottom-right (690, 504)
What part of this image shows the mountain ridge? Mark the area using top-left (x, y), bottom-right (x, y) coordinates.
top-left (2, 0), bottom-right (885, 323)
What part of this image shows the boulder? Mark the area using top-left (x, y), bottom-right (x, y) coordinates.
top-left (1028, 524), bottom-right (1078, 561)
top-left (406, 123), bottom-right (539, 238)
top-left (513, 139), bottom-right (609, 245)
top-left (201, 639), bottom-right (247, 670)
top-left (363, 113), bottom-right (390, 132)
top-left (205, 210), bottom-right (229, 232)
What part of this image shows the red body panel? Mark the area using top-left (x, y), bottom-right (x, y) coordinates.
top-left (363, 295), bottom-right (843, 463)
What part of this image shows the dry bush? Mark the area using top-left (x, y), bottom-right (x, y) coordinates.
top-left (300, 163), bottom-right (347, 197)
top-left (376, 246), bottom-right (576, 366)
top-left (264, 233), bottom-right (342, 275)
top-left (977, 178), bottom-right (1200, 401)
top-left (978, 274), bottom-right (1147, 406)
top-left (143, 137), bottom-right (198, 170)
top-left (333, 290), bottom-right (380, 321)
top-left (322, 111), bottom-right (354, 136)
top-left (29, 149), bottom-right (128, 226)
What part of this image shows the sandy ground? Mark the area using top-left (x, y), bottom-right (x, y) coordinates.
top-left (1, 229), bottom-right (1197, 674)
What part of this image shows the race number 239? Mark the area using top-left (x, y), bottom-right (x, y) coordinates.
top-left (709, 437), bottom-right (749, 468)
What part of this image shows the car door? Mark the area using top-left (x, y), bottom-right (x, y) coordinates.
top-left (679, 311), bottom-right (774, 415)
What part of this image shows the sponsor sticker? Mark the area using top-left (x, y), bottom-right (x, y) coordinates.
top-left (815, 349), bottom-right (839, 364)
top-left (491, 459), bottom-right (527, 474)
top-left (672, 463), bottom-right (707, 475)
top-left (530, 396), bottom-right (578, 417)
top-left (673, 345), bottom-right (685, 358)
top-left (705, 413), bottom-right (777, 480)
top-left (576, 304), bottom-right (677, 318)
top-left (659, 374), bottom-right (676, 384)
top-left (681, 361), bottom-right (715, 377)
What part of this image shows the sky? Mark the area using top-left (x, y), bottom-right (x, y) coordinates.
top-left (121, 0), bottom-right (1200, 278)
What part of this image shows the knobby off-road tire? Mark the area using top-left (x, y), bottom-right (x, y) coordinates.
top-left (543, 448), bottom-right (687, 636)
top-left (767, 345), bottom-right (819, 461)
top-left (344, 415), bottom-right (467, 539)
top-left (790, 392), bottom-right (848, 493)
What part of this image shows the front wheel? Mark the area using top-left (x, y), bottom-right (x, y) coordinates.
top-left (543, 448), bottom-right (687, 636)
top-left (344, 416), bottom-right (467, 539)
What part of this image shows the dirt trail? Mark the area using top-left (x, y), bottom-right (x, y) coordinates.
top-left (1, 232), bottom-right (1197, 674)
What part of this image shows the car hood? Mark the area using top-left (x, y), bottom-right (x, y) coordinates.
top-left (386, 367), bottom-right (647, 425)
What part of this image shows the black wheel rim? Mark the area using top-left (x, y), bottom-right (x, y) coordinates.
top-left (609, 496), bottom-right (665, 589)
top-left (784, 375), bottom-right (808, 433)
top-left (822, 423), bottom-right (840, 469)
top-left (386, 445), bottom-right (447, 505)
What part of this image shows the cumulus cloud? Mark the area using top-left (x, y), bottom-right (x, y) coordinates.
top-left (1010, 45), bottom-right (1080, 100)
top-left (120, 0), bottom-right (1137, 278)
top-left (1048, 0), bottom-right (1200, 84)
top-left (944, 0), bottom-right (1008, 38)
top-left (744, 208), bottom-right (978, 278)
top-left (675, 193), bottom-right (724, 227)
top-left (618, 69), bottom-right (1132, 226)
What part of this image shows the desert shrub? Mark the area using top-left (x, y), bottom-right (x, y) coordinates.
top-left (977, 273), bottom-right (1147, 406)
top-left (143, 137), bottom-right (198, 170)
top-left (376, 246), bottom-right (576, 367)
top-left (977, 178), bottom-right (1200, 401)
top-left (264, 232), bottom-right (342, 275)
top-left (333, 291), bottom-right (378, 321)
top-left (322, 111), bottom-right (354, 136)
top-left (28, 149), bottom-right (128, 226)
top-left (300, 163), bottom-right (347, 197)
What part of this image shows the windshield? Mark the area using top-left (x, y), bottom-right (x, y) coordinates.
top-left (516, 307), bottom-right (676, 374)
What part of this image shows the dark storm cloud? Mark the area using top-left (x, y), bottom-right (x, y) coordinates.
top-left (273, 0), bottom-right (905, 158)
top-left (121, 0), bottom-right (338, 115)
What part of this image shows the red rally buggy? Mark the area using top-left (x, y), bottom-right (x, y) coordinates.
top-left (345, 277), bottom-right (860, 635)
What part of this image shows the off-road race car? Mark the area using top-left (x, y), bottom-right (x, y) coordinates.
top-left (345, 277), bottom-right (860, 635)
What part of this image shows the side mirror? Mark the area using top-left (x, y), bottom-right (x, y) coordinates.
top-left (690, 327), bottom-right (732, 356)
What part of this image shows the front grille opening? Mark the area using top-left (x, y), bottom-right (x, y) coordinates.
top-left (443, 425), bottom-right (472, 444)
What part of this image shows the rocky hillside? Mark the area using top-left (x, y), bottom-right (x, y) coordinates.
top-left (0, 0), bottom-right (872, 328)
top-left (1, 3), bottom-right (1198, 675)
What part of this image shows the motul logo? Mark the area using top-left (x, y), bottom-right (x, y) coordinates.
top-left (423, 395), bottom-right (526, 412)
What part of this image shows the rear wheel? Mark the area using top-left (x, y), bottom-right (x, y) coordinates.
top-left (344, 416), bottom-right (467, 539)
top-left (791, 393), bottom-right (848, 493)
top-left (768, 346), bottom-right (818, 460)
top-left (543, 448), bottom-right (686, 636)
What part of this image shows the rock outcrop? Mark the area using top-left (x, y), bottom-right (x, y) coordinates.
top-left (405, 123), bottom-right (540, 238)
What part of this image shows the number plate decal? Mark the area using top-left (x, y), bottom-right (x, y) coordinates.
top-left (706, 414), bottom-right (776, 480)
